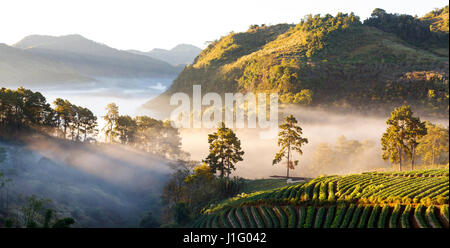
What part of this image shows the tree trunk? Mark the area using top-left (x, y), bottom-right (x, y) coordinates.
top-left (431, 148), bottom-right (435, 168)
top-left (411, 147), bottom-right (415, 171)
top-left (287, 145), bottom-right (290, 178)
top-left (398, 147), bottom-right (403, 171)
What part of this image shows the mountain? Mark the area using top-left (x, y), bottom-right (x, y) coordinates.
top-left (1, 34), bottom-right (181, 86)
top-left (128, 44), bottom-right (202, 66)
top-left (144, 7), bottom-right (449, 117)
top-left (0, 43), bottom-right (90, 86)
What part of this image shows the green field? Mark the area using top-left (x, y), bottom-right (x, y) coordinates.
top-left (193, 168), bottom-right (449, 228)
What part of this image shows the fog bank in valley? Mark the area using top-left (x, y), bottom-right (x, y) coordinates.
top-left (0, 133), bottom-right (172, 227)
top-left (180, 106), bottom-right (449, 179)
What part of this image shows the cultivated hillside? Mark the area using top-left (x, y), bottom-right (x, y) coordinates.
top-left (145, 7), bottom-right (449, 117)
top-left (193, 168), bottom-right (449, 228)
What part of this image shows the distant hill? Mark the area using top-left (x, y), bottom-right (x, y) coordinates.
top-left (1, 34), bottom-right (181, 86)
top-left (0, 43), bottom-right (90, 86)
top-left (128, 44), bottom-right (202, 66)
top-left (145, 6), bottom-right (449, 117)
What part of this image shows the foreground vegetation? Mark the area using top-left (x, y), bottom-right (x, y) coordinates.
top-left (193, 168), bottom-right (449, 228)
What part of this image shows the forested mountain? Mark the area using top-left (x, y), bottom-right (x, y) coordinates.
top-left (129, 44), bottom-right (202, 66)
top-left (1, 35), bottom-right (181, 86)
top-left (145, 6), bottom-right (449, 116)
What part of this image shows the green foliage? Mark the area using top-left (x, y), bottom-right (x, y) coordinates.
top-left (357, 206), bottom-right (372, 228)
top-left (414, 204), bottom-right (430, 228)
top-left (274, 206), bottom-right (288, 228)
top-left (400, 204), bottom-right (412, 228)
top-left (331, 204), bottom-right (347, 228)
top-left (193, 169), bottom-right (449, 228)
top-left (323, 205), bottom-right (336, 228)
top-left (297, 206), bottom-right (306, 228)
top-left (243, 206), bottom-right (257, 228)
top-left (273, 115), bottom-right (308, 178)
top-left (389, 204), bottom-right (402, 228)
top-left (235, 207), bottom-right (249, 228)
top-left (102, 107), bottom-right (186, 160)
top-left (425, 205), bottom-right (442, 228)
top-left (54, 98), bottom-right (97, 141)
top-left (417, 122), bottom-right (449, 166)
top-left (173, 202), bottom-right (191, 226)
top-left (340, 204), bottom-right (355, 228)
top-left (151, 8), bottom-right (449, 116)
top-left (286, 205), bottom-right (297, 228)
top-left (377, 205), bottom-right (390, 228)
top-left (0, 87), bottom-right (55, 129)
top-left (381, 105), bottom-right (427, 170)
top-left (259, 206), bottom-right (273, 228)
top-left (303, 206), bottom-right (315, 228)
top-left (314, 207), bottom-right (325, 228)
top-left (348, 205), bottom-right (363, 228)
top-left (364, 7), bottom-right (449, 53)
top-left (204, 122), bottom-right (244, 179)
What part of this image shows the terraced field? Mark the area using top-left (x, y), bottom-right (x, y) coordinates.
top-left (193, 169), bottom-right (449, 228)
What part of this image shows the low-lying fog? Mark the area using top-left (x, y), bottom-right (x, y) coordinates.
top-left (0, 135), bottom-right (171, 227)
top-left (3, 78), bottom-right (449, 190)
top-left (6, 77), bottom-right (174, 120)
top-left (180, 106), bottom-right (449, 179)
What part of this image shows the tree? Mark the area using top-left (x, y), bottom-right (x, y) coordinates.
top-left (417, 122), bottom-right (449, 166)
top-left (203, 122), bottom-right (244, 180)
top-left (78, 107), bottom-right (97, 141)
top-left (1, 87), bottom-right (55, 129)
top-left (53, 98), bottom-right (74, 139)
top-left (103, 103), bottom-right (119, 143)
top-left (115, 115), bottom-right (137, 144)
top-left (381, 105), bottom-right (426, 171)
top-left (173, 202), bottom-right (191, 226)
top-left (311, 142), bottom-right (335, 174)
top-left (139, 211), bottom-right (160, 228)
top-left (273, 115), bottom-right (308, 178)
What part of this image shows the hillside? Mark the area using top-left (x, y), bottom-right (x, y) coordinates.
top-left (129, 44), bottom-right (202, 66)
top-left (193, 168), bottom-right (449, 228)
top-left (0, 134), bottom-right (171, 227)
top-left (0, 43), bottom-right (91, 86)
top-left (1, 35), bottom-right (181, 86)
top-left (144, 7), bottom-right (449, 117)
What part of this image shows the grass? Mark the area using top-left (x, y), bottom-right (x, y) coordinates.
top-left (241, 179), bottom-right (295, 194)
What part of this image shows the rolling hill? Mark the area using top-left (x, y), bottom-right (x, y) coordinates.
top-left (1, 34), bottom-right (182, 87)
top-left (144, 7), bottom-right (449, 117)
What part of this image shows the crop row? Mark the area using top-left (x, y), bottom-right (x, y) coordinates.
top-left (196, 204), bottom-right (449, 228)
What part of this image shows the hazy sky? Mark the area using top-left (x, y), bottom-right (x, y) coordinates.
top-left (1, 0), bottom-right (447, 51)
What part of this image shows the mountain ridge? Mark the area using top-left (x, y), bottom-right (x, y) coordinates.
top-left (1, 34), bottom-right (182, 86)
top-left (144, 7), bottom-right (449, 117)
top-left (128, 44), bottom-right (202, 66)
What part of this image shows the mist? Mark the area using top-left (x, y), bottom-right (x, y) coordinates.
top-left (0, 133), bottom-right (173, 227)
top-left (179, 105), bottom-right (449, 179)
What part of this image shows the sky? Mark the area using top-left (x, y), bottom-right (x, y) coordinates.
top-left (0, 0), bottom-right (448, 51)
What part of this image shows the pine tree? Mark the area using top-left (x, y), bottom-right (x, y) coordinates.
top-left (273, 115), bottom-right (308, 178)
top-left (203, 122), bottom-right (244, 180)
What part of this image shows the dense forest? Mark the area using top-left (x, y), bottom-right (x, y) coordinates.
top-left (146, 6), bottom-right (449, 117)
